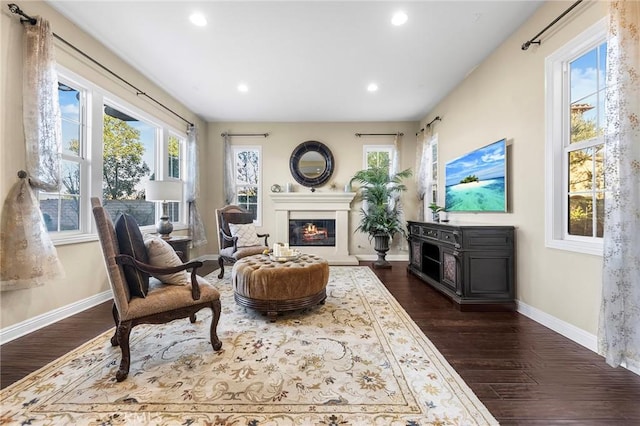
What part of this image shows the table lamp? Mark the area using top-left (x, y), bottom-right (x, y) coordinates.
top-left (145, 180), bottom-right (183, 239)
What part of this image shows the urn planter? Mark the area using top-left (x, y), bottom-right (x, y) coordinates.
top-left (373, 234), bottom-right (391, 269)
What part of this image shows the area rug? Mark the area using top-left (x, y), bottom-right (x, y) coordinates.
top-left (0, 266), bottom-right (498, 425)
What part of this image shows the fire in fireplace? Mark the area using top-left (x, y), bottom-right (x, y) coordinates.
top-left (289, 219), bottom-right (336, 247)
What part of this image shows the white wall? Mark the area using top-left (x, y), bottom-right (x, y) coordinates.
top-left (420, 1), bottom-right (607, 335)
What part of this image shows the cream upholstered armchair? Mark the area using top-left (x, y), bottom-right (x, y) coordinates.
top-left (91, 197), bottom-right (222, 381)
top-left (215, 205), bottom-right (269, 278)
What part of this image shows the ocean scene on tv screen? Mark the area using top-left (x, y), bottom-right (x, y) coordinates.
top-left (445, 139), bottom-right (506, 212)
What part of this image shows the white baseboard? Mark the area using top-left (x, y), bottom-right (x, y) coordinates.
top-left (517, 300), bottom-right (640, 376)
top-left (0, 290), bottom-right (113, 345)
top-left (517, 300), bottom-right (597, 352)
top-left (355, 254), bottom-right (409, 262)
top-left (190, 254), bottom-right (219, 262)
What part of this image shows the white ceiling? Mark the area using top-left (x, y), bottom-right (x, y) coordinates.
top-left (48, 1), bottom-right (543, 123)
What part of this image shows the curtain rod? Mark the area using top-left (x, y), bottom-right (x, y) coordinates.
top-left (221, 132), bottom-right (269, 137)
top-left (355, 132), bottom-right (403, 137)
top-left (7, 3), bottom-right (194, 128)
top-left (521, 0), bottom-right (583, 50)
top-left (416, 116), bottom-right (442, 135)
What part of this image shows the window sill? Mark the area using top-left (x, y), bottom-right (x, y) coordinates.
top-left (140, 223), bottom-right (189, 235)
top-left (51, 224), bottom-right (189, 247)
top-left (51, 233), bottom-right (99, 246)
top-left (545, 238), bottom-right (603, 257)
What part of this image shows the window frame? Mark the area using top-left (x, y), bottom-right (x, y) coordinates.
top-left (40, 74), bottom-right (90, 237)
top-left (166, 132), bottom-right (186, 223)
top-left (545, 18), bottom-right (606, 256)
top-left (232, 145), bottom-right (263, 226)
top-left (363, 145), bottom-right (394, 172)
top-left (49, 65), bottom-right (189, 245)
top-left (428, 133), bottom-right (439, 204)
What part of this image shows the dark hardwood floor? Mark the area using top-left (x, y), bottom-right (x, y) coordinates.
top-left (2, 261), bottom-right (640, 424)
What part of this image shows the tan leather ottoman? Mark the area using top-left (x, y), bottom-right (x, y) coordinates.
top-left (231, 253), bottom-right (329, 321)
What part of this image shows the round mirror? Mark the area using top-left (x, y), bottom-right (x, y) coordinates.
top-left (298, 151), bottom-right (326, 178)
top-left (290, 141), bottom-right (334, 187)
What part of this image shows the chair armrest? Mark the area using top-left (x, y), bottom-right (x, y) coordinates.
top-left (220, 229), bottom-right (232, 241)
top-left (220, 229), bottom-right (240, 252)
top-left (257, 233), bottom-right (270, 246)
top-left (116, 254), bottom-right (204, 300)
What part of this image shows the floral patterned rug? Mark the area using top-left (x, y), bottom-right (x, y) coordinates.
top-left (1, 266), bottom-right (498, 425)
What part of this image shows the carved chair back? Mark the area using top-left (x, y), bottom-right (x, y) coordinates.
top-left (91, 197), bottom-right (130, 319)
top-left (215, 205), bottom-right (254, 250)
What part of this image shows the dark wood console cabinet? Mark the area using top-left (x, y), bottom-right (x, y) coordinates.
top-left (407, 221), bottom-right (515, 310)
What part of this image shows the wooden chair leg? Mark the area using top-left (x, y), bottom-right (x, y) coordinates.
top-left (209, 300), bottom-right (223, 351)
top-left (115, 321), bottom-right (133, 382)
top-left (110, 303), bottom-right (120, 346)
top-left (217, 257), bottom-right (225, 279)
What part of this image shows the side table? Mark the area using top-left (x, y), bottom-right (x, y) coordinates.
top-left (165, 236), bottom-right (192, 262)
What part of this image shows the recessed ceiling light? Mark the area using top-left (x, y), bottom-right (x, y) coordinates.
top-left (367, 83), bottom-right (379, 92)
top-left (189, 12), bottom-right (207, 27)
top-left (391, 11), bottom-right (408, 26)
top-left (238, 83), bottom-right (249, 93)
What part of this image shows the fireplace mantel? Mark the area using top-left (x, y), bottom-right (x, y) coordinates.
top-left (270, 192), bottom-right (356, 208)
top-left (270, 192), bottom-right (358, 265)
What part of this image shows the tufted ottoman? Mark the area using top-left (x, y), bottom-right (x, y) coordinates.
top-left (231, 253), bottom-right (329, 321)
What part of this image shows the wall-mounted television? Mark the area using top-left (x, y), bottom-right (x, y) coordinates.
top-left (445, 138), bottom-right (507, 212)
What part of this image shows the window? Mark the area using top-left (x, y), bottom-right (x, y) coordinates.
top-left (232, 146), bottom-right (262, 225)
top-left (45, 66), bottom-right (188, 243)
top-left (167, 134), bottom-right (185, 223)
top-left (363, 145), bottom-right (393, 173)
top-left (429, 134), bottom-right (439, 204)
top-left (40, 80), bottom-right (87, 233)
top-left (102, 103), bottom-right (156, 226)
top-left (545, 19), bottom-right (606, 255)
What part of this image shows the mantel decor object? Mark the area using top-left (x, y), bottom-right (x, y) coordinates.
top-left (270, 184), bottom-right (282, 193)
top-left (145, 180), bottom-right (183, 239)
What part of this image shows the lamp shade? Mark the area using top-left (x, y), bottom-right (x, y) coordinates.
top-left (145, 180), bottom-right (183, 202)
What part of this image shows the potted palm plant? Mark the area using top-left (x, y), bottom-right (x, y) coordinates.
top-left (351, 166), bottom-right (412, 268)
top-left (428, 203), bottom-right (445, 222)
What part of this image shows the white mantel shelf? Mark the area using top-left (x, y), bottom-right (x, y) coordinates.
top-left (270, 192), bottom-right (356, 208)
top-left (269, 192), bottom-right (359, 265)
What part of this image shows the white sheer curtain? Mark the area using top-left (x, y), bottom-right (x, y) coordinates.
top-left (415, 129), bottom-right (432, 222)
top-left (222, 133), bottom-right (235, 205)
top-left (1, 17), bottom-right (64, 291)
top-left (186, 125), bottom-right (207, 248)
top-left (598, 1), bottom-right (640, 371)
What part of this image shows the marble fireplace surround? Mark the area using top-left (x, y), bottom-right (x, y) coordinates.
top-left (269, 192), bottom-right (359, 265)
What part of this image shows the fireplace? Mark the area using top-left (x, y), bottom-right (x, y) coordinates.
top-left (269, 192), bottom-right (358, 265)
top-left (289, 219), bottom-right (336, 247)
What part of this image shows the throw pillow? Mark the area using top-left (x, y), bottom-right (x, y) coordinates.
top-left (228, 222), bottom-right (260, 247)
top-left (114, 213), bottom-right (150, 298)
top-left (144, 236), bottom-right (189, 285)
top-left (221, 212), bottom-right (254, 248)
